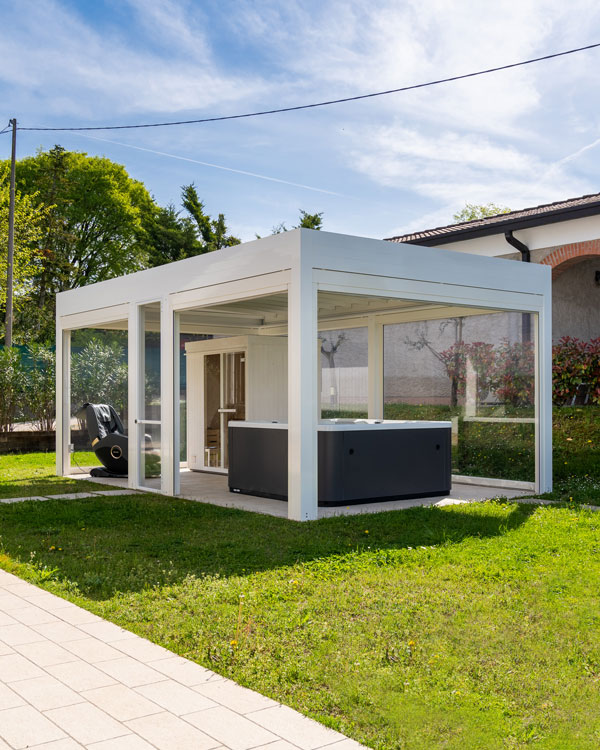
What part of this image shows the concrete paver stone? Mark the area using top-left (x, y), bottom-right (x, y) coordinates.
top-left (0, 683), bottom-right (25, 710)
top-left (45, 702), bottom-right (130, 745)
top-left (14, 640), bottom-right (79, 667)
top-left (0, 622), bottom-right (45, 645)
top-left (148, 655), bottom-right (224, 686)
top-left (10, 605), bottom-right (60, 626)
top-left (10, 675), bottom-right (84, 711)
top-left (194, 678), bottom-right (278, 714)
top-left (62, 637), bottom-right (125, 664)
top-left (87, 735), bottom-right (157, 749)
top-left (0, 704), bottom-right (67, 747)
top-left (0, 653), bottom-right (46, 682)
top-left (46, 660), bottom-right (118, 692)
top-left (28, 740), bottom-right (85, 750)
top-left (125, 711), bottom-right (222, 750)
top-left (250, 704), bottom-right (348, 750)
top-left (185, 705), bottom-right (279, 750)
top-left (32, 621), bottom-right (87, 643)
top-left (135, 679), bottom-right (218, 715)
top-left (95, 656), bottom-right (166, 688)
top-left (82, 684), bottom-right (164, 722)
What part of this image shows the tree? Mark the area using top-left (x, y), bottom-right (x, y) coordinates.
top-left (181, 184), bottom-right (240, 253)
top-left (141, 204), bottom-right (201, 267)
top-left (453, 203), bottom-right (511, 223)
top-left (320, 332), bottom-right (346, 368)
top-left (0, 164), bottom-right (50, 344)
top-left (269, 209), bottom-right (324, 236)
top-left (0, 347), bottom-right (25, 432)
top-left (8, 146), bottom-right (155, 342)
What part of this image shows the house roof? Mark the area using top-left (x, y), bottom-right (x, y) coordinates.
top-left (386, 192), bottom-right (600, 246)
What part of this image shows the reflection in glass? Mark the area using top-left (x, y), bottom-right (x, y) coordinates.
top-left (382, 312), bottom-right (536, 482)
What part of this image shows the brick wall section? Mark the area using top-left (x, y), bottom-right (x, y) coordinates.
top-left (540, 239), bottom-right (600, 279)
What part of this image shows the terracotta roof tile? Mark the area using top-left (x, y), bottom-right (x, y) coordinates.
top-left (386, 192), bottom-right (600, 244)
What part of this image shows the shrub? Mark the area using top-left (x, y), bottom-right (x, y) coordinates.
top-left (70, 340), bottom-right (128, 419)
top-left (552, 337), bottom-right (600, 405)
top-left (0, 347), bottom-right (25, 432)
top-left (22, 344), bottom-right (56, 431)
top-left (491, 340), bottom-right (534, 406)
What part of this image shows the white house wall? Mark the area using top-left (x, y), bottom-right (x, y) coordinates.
top-left (428, 214), bottom-right (600, 257)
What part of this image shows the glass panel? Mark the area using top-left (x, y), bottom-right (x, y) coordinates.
top-left (139, 302), bottom-right (161, 488)
top-left (140, 423), bottom-right (161, 486)
top-left (204, 353), bottom-right (221, 468)
top-left (320, 328), bottom-right (368, 418)
top-left (383, 311), bottom-right (536, 483)
top-left (179, 333), bottom-right (212, 463)
top-left (223, 351), bottom-right (246, 468)
top-left (70, 327), bottom-right (128, 474)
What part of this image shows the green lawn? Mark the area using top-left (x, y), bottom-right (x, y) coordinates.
top-left (1, 493), bottom-right (600, 748)
top-left (0, 451), bottom-right (100, 498)
top-left (0, 409), bottom-right (598, 748)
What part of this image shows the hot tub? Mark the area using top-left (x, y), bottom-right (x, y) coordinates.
top-left (228, 419), bottom-right (451, 506)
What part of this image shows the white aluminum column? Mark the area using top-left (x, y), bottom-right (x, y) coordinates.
top-left (55, 327), bottom-right (71, 477)
top-left (367, 315), bottom-right (383, 419)
top-left (535, 307), bottom-right (553, 493)
top-left (287, 264), bottom-right (318, 521)
top-left (160, 298), bottom-right (176, 496)
top-left (127, 303), bottom-right (141, 489)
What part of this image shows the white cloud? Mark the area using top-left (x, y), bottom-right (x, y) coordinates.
top-left (0, 0), bottom-right (269, 119)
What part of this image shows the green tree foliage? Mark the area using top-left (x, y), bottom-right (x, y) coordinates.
top-left (181, 184), bottom-right (241, 253)
top-left (8, 146), bottom-right (154, 342)
top-left (0, 347), bottom-right (25, 432)
top-left (22, 344), bottom-right (56, 431)
top-left (269, 209), bottom-right (324, 235)
top-left (453, 203), bottom-right (511, 223)
top-left (71, 339), bottom-right (128, 419)
top-left (0, 165), bottom-right (50, 343)
top-left (141, 204), bottom-right (201, 267)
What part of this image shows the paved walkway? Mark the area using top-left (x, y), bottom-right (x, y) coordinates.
top-left (0, 570), bottom-right (367, 750)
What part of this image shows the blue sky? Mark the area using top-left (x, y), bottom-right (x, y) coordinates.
top-left (1, 0), bottom-right (600, 241)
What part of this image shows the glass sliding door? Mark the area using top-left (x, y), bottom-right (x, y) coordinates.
top-left (203, 350), bottom-right (245, 471)
top-left (137, 302), bottom-right (162, 489)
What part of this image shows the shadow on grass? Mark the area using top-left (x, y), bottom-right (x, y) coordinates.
top-left (0, 492), bottom-right (540, 600)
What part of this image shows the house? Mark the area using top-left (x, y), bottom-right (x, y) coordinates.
top-left (385, 193), bottom-right (600, 343)
top-left (55, 229), bottom-right (552, 520)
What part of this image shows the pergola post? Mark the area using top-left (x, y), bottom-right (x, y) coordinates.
top-left (127, 302), bottom-right (141, 489)
top-left (287, 264), bottom-right (318, 521)
top-left (160, 297), bottom-right (175, 496)
top-left (536, 305), bottom-right (553, 493)
top-left (368, 315), bottom-right (384, 419)
top-left (55, 327), bottom-right (70, 477)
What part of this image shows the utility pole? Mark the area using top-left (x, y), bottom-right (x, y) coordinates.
top-left (5, 118), bottom-right (16, 348)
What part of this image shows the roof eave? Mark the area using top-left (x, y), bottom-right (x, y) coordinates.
top-left (388, 201), bottom-right (600, 247)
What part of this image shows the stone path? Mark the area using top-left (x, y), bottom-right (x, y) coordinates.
top-left (0, 570), bottom-right (367, 750)
top-left (0, 490), bottom-right (140, 505)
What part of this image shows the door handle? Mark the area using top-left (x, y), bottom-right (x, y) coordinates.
top-left (218, 409), bottom-right (237, 413)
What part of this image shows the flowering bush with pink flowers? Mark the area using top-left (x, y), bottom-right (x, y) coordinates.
top-left (552, 337), bottom-right (600, 405)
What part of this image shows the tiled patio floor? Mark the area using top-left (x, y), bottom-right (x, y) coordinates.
top-left (0, 569), bottom-right (368, 749)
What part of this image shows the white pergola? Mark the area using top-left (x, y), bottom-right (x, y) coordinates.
top-left (56, 228), bottom-right (553, 521)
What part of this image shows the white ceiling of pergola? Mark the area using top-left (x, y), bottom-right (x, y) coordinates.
top-left (79, 291), bottom-right (501, 332)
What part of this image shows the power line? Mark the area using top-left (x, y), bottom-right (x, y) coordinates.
top-left (11, 41), bottom-right (600, 133)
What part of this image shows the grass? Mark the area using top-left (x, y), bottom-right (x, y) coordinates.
top-left (1, 495), bottom-right (600, 748)
top-left (0, 409), bottom-right (598, 747)
top-left (0, 451), bottom-right (102, 498)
